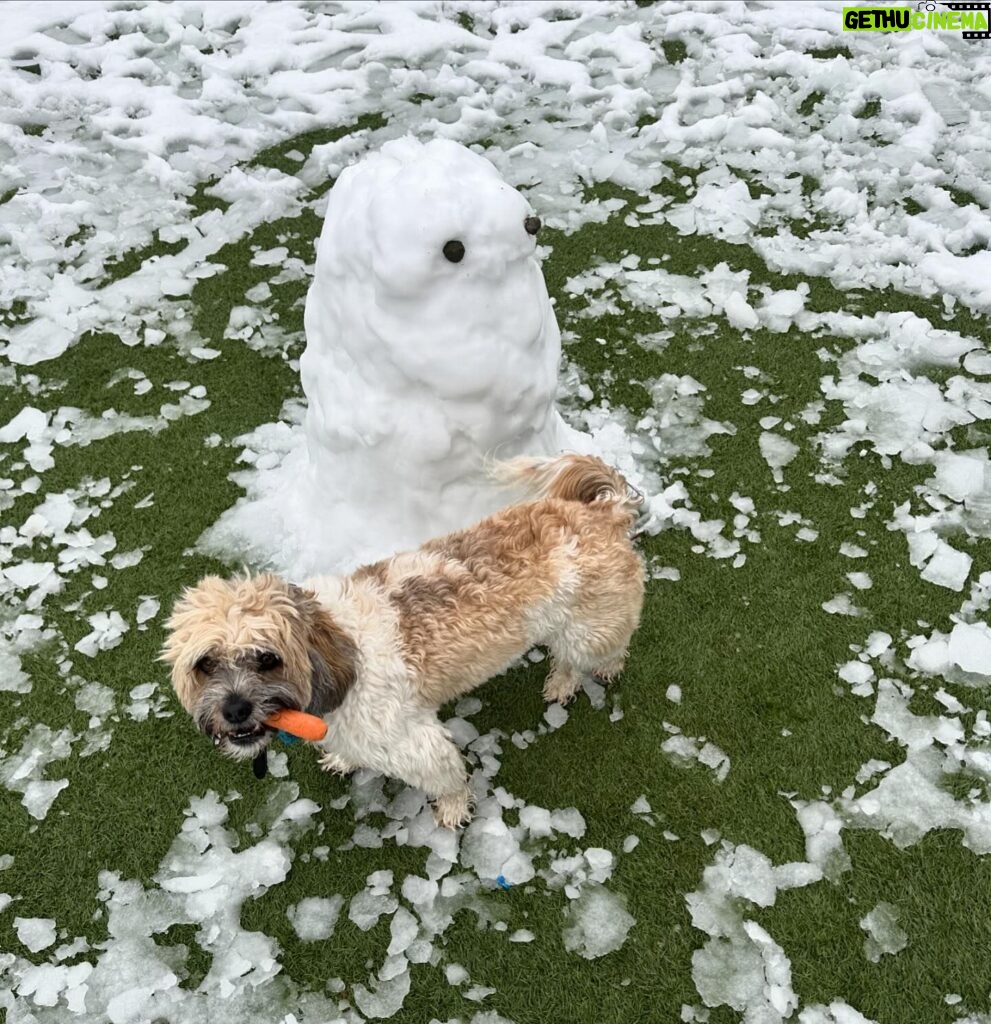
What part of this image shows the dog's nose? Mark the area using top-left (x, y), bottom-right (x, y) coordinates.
top-left (222, 695), bottom-right (253, 725)
top-left (524, 215), bottom-right (541, 236)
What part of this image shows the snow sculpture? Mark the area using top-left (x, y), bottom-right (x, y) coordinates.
top-left (203, 137), bottom-right (574, 575)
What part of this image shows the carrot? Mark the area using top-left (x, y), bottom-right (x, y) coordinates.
top-left (265, 709), bottom-right (328, 742)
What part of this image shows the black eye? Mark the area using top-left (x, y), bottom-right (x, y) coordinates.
top-left (442, 240), bottom-right (465, 263)
top-left (524, 216), bottom-right (541, 236)
top-left (194, 656), bottom-right (215, 675)
top-left (257, 651), bottom-right (282, 672)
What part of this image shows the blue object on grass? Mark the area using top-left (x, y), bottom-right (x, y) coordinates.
top-left (277, 730), bottom-right (300, 745)
top-left (496, 875), bottom-right (511, 890)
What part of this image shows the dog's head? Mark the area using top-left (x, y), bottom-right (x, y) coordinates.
top-left (160, 573), bottom-right (356, 760)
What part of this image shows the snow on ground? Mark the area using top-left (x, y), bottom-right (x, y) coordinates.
top-left (2, 1), bottom-right (991, 1022)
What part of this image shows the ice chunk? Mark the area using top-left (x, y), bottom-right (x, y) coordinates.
top-left (388, 907), bottom-right (419, 956)
top-left (445, 963), bottom-right (469, 985)
top-left (401, 875), bottom-right (438, 906)
top-left (822, 593), bottom-right (865, 617)
top-left (794, 801), bottom-right (850, 880)
top-left (519, 805), bottom-right (553, 839)
top-left (287, 895), bottom-right (343, 941)
top-left (460, 817), bottom-right (522, 881)
top-left (543, 702), bottom-right (569, 729)
top-left (840, 542), bottom-right (868, 558)
top-left (798, 1000), bottom-right (879, 1023)
top-left (74, 611), bottom-right (130, 657)
top-left (349, 889), bottom-right (398, 932)
top-left (631, 795), bottom-right (652, 815)
top-left (583, 848), bottom-right (615, 884)
top-left (0, 407), bottom-right (48, 443)
top-left (920, 541), bottom-right (971, 592)
top-left (0, 647), bottom-right (31, 694)
top-left (550, 807), bottom-right (587, 838)
top-left (860, 902), bottom-right (908, 962)
top-left (837, 661), bottom-right (874, 696)
top-left (562, 884), bottom-right (635, 959)
top-left (136, 597), bottom-right (160, 624)
top-left (947, 621), bottom-right (991, 675)
top-left (22, 780), bottom-right (69, 820)
top-left (759, 432), bottom-right (799, 483)
top-left (692, 922), bottom-right (796, 1019)
top-left (14, 916), bottom-right (57, 952)
top-left (2, 561), bottom-right (56, 590)
top-left (353, 968), bottom-right (411, 1019)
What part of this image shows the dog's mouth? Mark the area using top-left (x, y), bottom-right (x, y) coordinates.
top-left (196, 695), bottom-right (302, 760)
top-left (216, 724), bottom-right (272, 747)
top-left (204, 721), bottom-right (276, 759)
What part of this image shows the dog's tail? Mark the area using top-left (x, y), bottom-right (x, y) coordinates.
top-left (491, 454), bottom-right (643, 516)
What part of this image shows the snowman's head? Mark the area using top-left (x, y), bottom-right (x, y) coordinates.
top-left (308, 137), bottom-right (557, 400)
top-left (321, 137), bottom-right (543, 298)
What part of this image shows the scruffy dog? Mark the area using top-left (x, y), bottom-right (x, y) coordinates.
top-left (162, 455), bottom-right (645, 827)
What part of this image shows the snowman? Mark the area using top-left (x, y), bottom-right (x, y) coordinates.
top-left (299, 136), bottom-right (572, 557)
top-left (203, 137), bottom-right (580, 576)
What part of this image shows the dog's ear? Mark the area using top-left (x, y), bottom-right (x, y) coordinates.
top-left (288, 585), bottom-right (357, 714)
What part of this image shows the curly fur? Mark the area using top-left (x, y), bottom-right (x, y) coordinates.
top-left (163, 454), bottom-right (645, 827)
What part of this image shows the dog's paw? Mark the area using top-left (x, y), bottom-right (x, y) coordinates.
top-left (592, 655), bottom-right (626, 683)
top-left (432, 790), bottom-right (474, 830)
top-left (543, 689), bottom-right (578, 707)
top-left (542, 675), bottom-right (580, 705)
top-left (317, 751), bottom-right (356, 776)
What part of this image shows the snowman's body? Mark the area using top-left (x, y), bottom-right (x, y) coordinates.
top-left (298, 137), bottom-right (569, 554)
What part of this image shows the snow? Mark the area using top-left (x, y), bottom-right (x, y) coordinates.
top-left (759, 432), bottom-right (800, 484)
top-left (2, 3), bottom-right (991, 1022)
top-left (286, 895), bottom-right (344, 942)
top-left (561, 884), bottom-right (635, 959)
top-left (543, 702), bottom-right (570, 730)
top-left (919, 540), bottom-right (972, 592)
top-left (859, 902), bottom-right (908, 963)
top-left (13, 917), bottom-right (57, 953)
top-left (74, 610), bottom-right (130, 658)
top-left (946, 621), bottom-right (991, 676)
top-left (202, 136), bottom-right (594, 577)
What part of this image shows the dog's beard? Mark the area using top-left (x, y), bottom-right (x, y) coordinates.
top-left (193, 678), bottom-right (305, 761)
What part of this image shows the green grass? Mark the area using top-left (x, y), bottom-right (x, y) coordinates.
top-left (2, 68), bottom-right (991, 1024)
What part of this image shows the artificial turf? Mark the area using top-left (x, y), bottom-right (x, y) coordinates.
top-left (3, 62), bottom-right (991, 1024)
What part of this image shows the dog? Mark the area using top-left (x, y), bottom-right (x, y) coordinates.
top-left (162, 454), bottom-right (645, 827)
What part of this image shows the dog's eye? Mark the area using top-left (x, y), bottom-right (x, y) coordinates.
top-left (442, 240), bottom-right (465, 263)
top-left (524, 215), bottom-right (541, 236)
top-left (194, 656), bottom-right (215, 675)
top-left (257, 651), bottom-right (283, 672)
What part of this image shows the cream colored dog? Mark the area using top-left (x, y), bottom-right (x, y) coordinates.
top-left (162, 454), bottom-right (645, 827)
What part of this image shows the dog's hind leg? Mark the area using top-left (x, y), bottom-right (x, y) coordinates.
top-left (544, 598), bottom-right (641, 704)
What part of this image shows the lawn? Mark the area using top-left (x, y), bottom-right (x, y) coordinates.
top-left (2, 3), bottom-right (991, 1023)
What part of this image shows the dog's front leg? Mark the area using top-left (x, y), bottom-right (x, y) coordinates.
top-left (389, 715), bottom-right (474, 829)
top-left (317, 750), bottom-right (357, 776)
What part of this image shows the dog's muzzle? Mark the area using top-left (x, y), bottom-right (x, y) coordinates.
top-left (199, 691), bottom-right (277, 759)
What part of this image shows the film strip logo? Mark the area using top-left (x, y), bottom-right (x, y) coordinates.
top-left (943, 2), bottom-right (991, 39)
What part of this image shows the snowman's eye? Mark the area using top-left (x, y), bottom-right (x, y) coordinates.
top-left (443, 240), bottom-right (465, 263)
top-left (524, 216), bottom-right (541, 236)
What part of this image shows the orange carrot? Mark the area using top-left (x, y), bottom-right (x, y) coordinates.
top-left (266, 709), bottom-right (328, 742)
